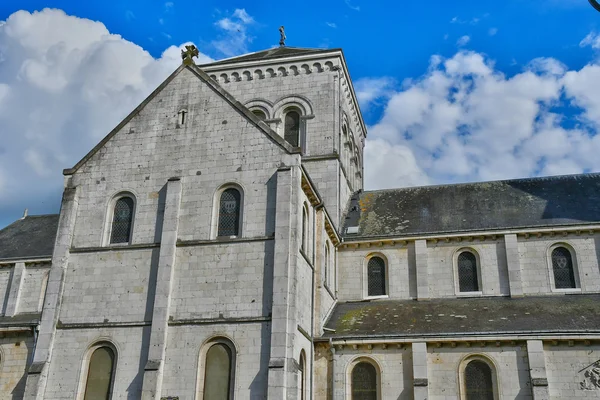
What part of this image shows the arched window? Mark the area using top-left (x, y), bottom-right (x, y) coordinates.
top-left (284, 109), bottom-right (301, 147)
top-left (83, 346), bottom-right (116, 400)
top-left (552, 246), bottom-right (576, 289)
top-left (203, 343), bottom-right (234, 400)
top-left (218, 188), bottom-right (242, 237)
top-left (367, 256), bottom-right (386, 297)
top-left (457, 251), bottom-right (479, 292)
top-left (351, 361), bottom-right (378, 400)
top-left (324, 242), bottom-right (330, 287)
top-left (110, 196), bottom-right (134, 244)
top-left (252, 109), bottom-right (267, 121)
top-left (301, 204), bottom-right (309, 253)
top-left (464, 360), bottom-right (495, 400)
top-left (298, 351), bottom-right (306, 400)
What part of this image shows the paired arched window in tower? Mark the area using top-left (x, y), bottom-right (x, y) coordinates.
top-left (199, 338), bottom-right (236, 400)
top-left (218, 188), bottom-right (242, 237)
top-left (351, 361), bottom-right (379, 400)
top-left (252, 109), bottom-right (267, 121)
top-left (460, 357), bottom-right (497, 400)
top-left (109, 195), bottom-right (135, 244)
top-left (457, 250), bottom-right (480, 293)
top-left (551, 246), bottom-right (577, 289)
top-left (284, 109), bottom-right (301, 147)
top-left (83, 344), bottom-right (116, 400)
top-left (367, 256), bottom-right (386, 297)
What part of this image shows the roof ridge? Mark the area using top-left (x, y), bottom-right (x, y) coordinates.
top-left (363, 171), bottom-right (600, 194)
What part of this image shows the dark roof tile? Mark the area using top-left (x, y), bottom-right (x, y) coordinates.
top-left (0, 215), bottom-right (59, 260)
top-left (344, 173), bottom-right (600, 238)
top-left (324, 295), bottom-right (600, 339)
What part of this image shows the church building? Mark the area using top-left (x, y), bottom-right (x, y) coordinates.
top-left (0, 40), bottom-right (600, 400)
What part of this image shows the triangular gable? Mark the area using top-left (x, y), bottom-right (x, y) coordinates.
top-left (63, 62), bottom-right (299, 175)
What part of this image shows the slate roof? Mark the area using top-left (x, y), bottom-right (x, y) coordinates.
top-left (199, 47), bottom-right (340, 68)
top-left (344, 173), bottom-right (600, 239)
top-left (323, 295), bottom-right (600, 339)
top-left (0, 215), bottom-right (59, 260)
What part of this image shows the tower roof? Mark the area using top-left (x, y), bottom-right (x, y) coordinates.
top-left (199, 47), bottom-right (341, 68)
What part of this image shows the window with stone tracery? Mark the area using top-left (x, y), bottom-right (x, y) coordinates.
top-left (110, 196), bottom-right (134, 244)
top-left (218, 188), bottom-right (242, 237)
top-left (457, 250), bottom-right (479, 293)
top-left (83, 346), bottom-right (116, 400)
top-left (351, 361), bottom-right (378, 400)
top-left (464, 360), bottom-right (495, 400)
top-left (367, 256), bottom-right (386, 297)
top-left (551, 246), bottom-right (577, 289)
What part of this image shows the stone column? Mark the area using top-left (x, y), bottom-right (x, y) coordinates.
top-left (267, 163), bottom-right (302, 400)
top-left (504, 234), bottom-right (524, 297)
top-left (24, 185), bottom-right (79, 400)
top-left (415, 240), bottom-right (429, 300)
top-left (412, 342), bottom-right (429, 400)
top-left (5, 262), bottom-right (25, 317)
top-left (141, 177), bottom-right (182, 400)
top-left (527, 340), bottom-right (549, 400)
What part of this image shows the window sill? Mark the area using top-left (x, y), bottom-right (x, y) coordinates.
top-left (364, 295), bottom-right (388, 301)
top-left (456, 291), bottom-right (483, 297)
top-left (550, 287), bottom-right (581, 294)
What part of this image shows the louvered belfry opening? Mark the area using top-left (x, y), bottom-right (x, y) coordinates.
top-left (218, 188), bottom-right (241, 237)
top-left (552, 247), bottom-right (576, 289)
top-left (110, 197), bottom-right (134, 244)
top-left (367, 257), bottom-right (386, 296)
top-left (351, 362), bottom-right (377, 400)
top-left (458, 251), bottom-right (479, 292)
top-left (464, 360), bottom-right (494, 400)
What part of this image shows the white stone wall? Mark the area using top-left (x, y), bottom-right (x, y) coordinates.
top-left (519, 236), bottom-right (600, 295)
top-left (0, 335), bottom-right (33, 398)
top-left (43, 327), bottom-right (149, 399)
top-left (545, 343), bottom-right (600, 399)
top-left (19, 264), bottom-right (50, 314)
top-left (161, 323), bottom-right (270, 399)
top-left (0, 266), bottom-right (11, 315)
top-left (332, 345), bottom-right (413, 400)
top-left (59, 250), bottom-right (157, 324)
top-left (172, 242), bottom-right (272, 320)
top-left (427, 344), bottom-right (532, 400)
top-left (337, 234), bottom-right (600, 301)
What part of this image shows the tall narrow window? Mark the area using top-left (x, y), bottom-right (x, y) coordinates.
top-left (204, 343), bottom-right (233, 400)
top-left (324, 242), bottom-right (330, 287)
top-left (284, 110), bottom-right (300, 146)
top-left (464, 360), bottom-right (494, 400)
top-left (552, 246), bottom-right (576, 289)
top-left (301, 204), bottom-right (308, 252)
top-left (218, 188), bottom-right (241, 237)
top-left (298, 351), bottom-right (306, 400)
top-left (84, 346), bottom-right (115, 400)
top-left (458, 251), bottom-right (479, 292)
top-left (367, 256), bottom-right (386, 297)
top-left (110, 196), bottom-right (134, 244)
top-left (351, 362), bottom-right (378, 400)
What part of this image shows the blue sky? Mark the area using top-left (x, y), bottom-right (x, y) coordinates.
top-left (0, 1), bottom-right (600, 227)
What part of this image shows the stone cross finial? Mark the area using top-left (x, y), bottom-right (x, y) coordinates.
top-left (279, 26), bottom-right (286, 47)
top-left (181, 44), bottom-right (199, 65)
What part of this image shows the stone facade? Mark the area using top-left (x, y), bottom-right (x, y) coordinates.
top-left (0, 46), bottom-right (599, 400)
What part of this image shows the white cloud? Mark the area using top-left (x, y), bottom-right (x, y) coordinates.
top-left (164, 2), bottom-right (174, 11)
top-left (212, 8), bottom-right (255, 57)
top-left (326, 22), bottom-right (337, 28)
top-left (489, 27), bottom-right (498, 36)
top-left (354, 77), bottom-right (396, 109)
top-left (580, 32), bottom-right (600, 50)
top-left (456, 35), bottom-right (471, 47)
top-left (364, 44), bottom-right (600, 190)
top-left (0, 8), bottom-right (212, 222)
top-left (345, 0), bottom-right (360, 11)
